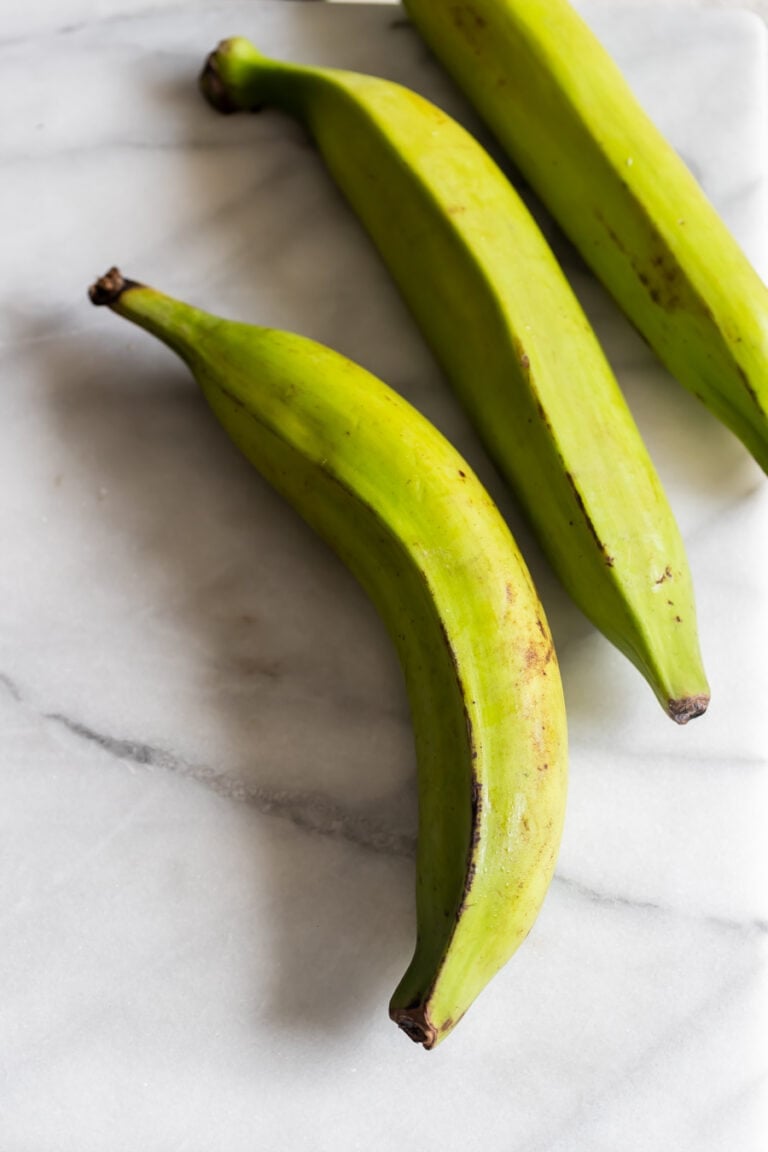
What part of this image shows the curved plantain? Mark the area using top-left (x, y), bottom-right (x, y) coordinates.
top-left (199, 36), bottom-right (710, 723)
top-left (402, 0), bottom-right (768, 471)
top-left (89, 267), bottom-right (568, 1048)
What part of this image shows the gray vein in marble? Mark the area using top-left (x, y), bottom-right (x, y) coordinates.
top-left (570, 741), bottom-right (768, 772)
top-left (3, 658), bottom-right (764, 935)
top-left (45, 711), bottom-right (418, 859)
top-left (4, 668), bottom-right (764, 933)
top-left (0, 1), bottom-right (199, 47)
top-left (0, 138), bottom-right (308, 167)
top-left (0, 671), bottom-right (22, 703)
top-left (38, 702), bottom-right (768, 937)
top-left (4, 615), bottom-right (768, 933)
top-left (555, 873), bottom-right (768, 936)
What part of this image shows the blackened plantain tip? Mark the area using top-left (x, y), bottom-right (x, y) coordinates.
top-left (390, 1004), bottom-right (438, 1049)
top-left (668, 693), bottom-right (710, 724)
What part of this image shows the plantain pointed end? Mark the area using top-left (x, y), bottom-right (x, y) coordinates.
top-left (88, 267), bottom-right (140, 307)
top-left (390, 1004), bottom-right (438, 1049)
top-left (668, 693), bottom-right (710, 724)
top-left (199, 49), bottom-right (242, 115)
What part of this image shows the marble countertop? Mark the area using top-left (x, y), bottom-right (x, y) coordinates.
top-left (2, 2), bottom-right (767, 1148)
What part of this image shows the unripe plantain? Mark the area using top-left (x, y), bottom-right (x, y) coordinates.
top-left (200, 38), bottom-right (710, 723)
top-left (89, 268), bottom-right (568, 1048)
top-left (402, 0), bottom-right (768, 471)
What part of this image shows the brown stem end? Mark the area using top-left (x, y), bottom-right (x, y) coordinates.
top-left (389, 1004), bottom-right (438, 1049)
top-left (668, 693), bottom-right (710, 724)
top-left (199, 49), bottom-right (242, 115)
top-left (88, 267), bottom-right (140, 307)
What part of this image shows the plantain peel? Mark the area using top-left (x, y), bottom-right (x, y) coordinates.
top-left (199, 36), bottom-right (709, 722)
top-left (403, 0), bottom-right (768, 472)
top-left (89, 269), bottom-right (568, 1048)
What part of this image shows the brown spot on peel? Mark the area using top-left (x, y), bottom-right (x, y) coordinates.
top-left (564, 470), bottom-right (614, 566)
top-left (736, 362), bottom-right (762, 410)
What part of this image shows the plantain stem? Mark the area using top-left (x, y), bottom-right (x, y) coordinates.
top-left (88, 266), bottom-right (139, 307)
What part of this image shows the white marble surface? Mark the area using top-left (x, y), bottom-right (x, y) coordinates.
top-left (2, 2), bottom-right (767, 1147)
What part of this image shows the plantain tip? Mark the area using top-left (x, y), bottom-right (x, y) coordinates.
top-left (668, 693), bottom-right (710, 724)
top-left (390, 1004), bottom-right (438, 1049)
top-left (88, 267), bottom-right (139, 307)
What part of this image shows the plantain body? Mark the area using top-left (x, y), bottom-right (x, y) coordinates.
top-left (89, 268), bottom-right (568, 1048)
top-left (200, 37), bottom-right (709, 722)
top-left (402, 0), bottom-right (768, 471)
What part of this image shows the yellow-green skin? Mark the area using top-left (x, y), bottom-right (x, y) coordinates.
top-left (403, 0), bottom-right (768, 471)
top-left (201, 38), bottom-right (709, 722)
top-left (91, 273), bottom-right (567, 1048)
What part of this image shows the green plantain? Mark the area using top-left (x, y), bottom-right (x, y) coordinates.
top-left (199, 36), bottom-right (710, 723)
top-left (402, 0), bottom-right (768, 471)
top-left (89, 267), bottom-right (568, 1048)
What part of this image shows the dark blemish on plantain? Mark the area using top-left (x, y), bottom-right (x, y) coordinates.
top-left (458, 469), bottom-right (466, 478)
top-left (655, 565), bottom-right (673, 584)
top-left (458, 4), bottom-right (487, 28)
top-left (736, 362), bottom-right (761, 409)
top-left (532, 394), bottom-right (554, 435)
top-left (450, 5), bottom-right (487, 52)
top-left (470, 781), bottom-right (483, 848)
top-left (594, 208), bottom-right (627, 256)
top-left (594, 210), bottom-right (694, 311)
top-left (453, 779), bottom-right (483, 921)
top-left (525, 638), bottom-right (555, 674)
top-left (512, 335), bottom-right (532, 377)
top-left (537, 762), bottom-right (549, 772)
top-left (674, 615), bottom-right (682, 623)
top-left (564, 470), bottom-right (614, 566)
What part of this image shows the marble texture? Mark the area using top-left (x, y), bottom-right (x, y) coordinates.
top-left (1, 2), bottom-right (767, 1148)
